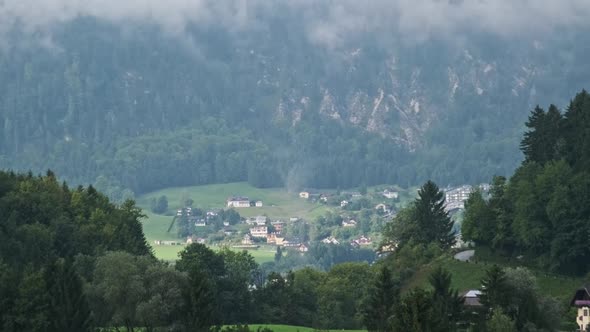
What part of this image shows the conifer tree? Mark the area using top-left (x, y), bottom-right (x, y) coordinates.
top-left (429, 267), bottom-right (463, 332)
top-left (480, 265), bottom-right (509, 310)
top-left (362, 265), bottom-right (398, 332)
top-left (414, 180), bottom-right (455, 249)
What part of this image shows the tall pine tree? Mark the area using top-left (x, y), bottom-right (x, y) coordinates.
top-left (414, 180), bottom-right (455, 249)
top-left (362, 265), bottom-right (398, 332)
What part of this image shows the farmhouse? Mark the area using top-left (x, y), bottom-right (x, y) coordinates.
top-left (250, 226), bottom-right (268, 238)
top-left (266, 232), bottom-right (284, 245)
top-left (298, 244), bottom-right (309, 252)
top-left (342, 219), bottom-right (357, 227)
top-left (461, 290), bottom-right (482, 307)
top-left (571, 286), bottom-right (590, 331)
top-left (271, 221), bottom-right (284, 233)
top-left (382, 189), bottom-right (399, 199)
top-left (227, 196), bottom-right (251, 208)
top-left (375, 203), bottom-right (391, 213)
top-left (322, 236), bottom-right (340, 245)
top-left (246, 216), bottom-right (267, 226)
top-left (283, 237), bottom-right (302, 247)
top-left (351, 235), bottom-right (372, 246)
top-left (299, 191), bottom-right (310, 199)
top-left (255, 200), bottom-right (263, 207)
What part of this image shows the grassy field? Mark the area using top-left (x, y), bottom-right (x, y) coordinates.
top-left (246, 324), bottom-right (365, 332)
top-left (137, 183), bottom-right (328, 262)
top-left (405, 255), bottom-right (582, 301)
top-left (148, 243), bottom-right (276, 263)
top-left (137, 182), bottom-right (333, 220)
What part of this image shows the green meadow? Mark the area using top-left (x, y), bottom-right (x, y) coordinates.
top-left (137, 182), bottom-right (333, 220)
top-left (137, 182), bottom-right (334, 262)
top-left (405, 256), bottom-right (582, 301)
top-left (246, 325), bottom-right (366, 332)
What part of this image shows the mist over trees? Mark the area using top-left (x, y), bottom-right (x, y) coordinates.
top-left (1, 10), bottom-right (589, 196)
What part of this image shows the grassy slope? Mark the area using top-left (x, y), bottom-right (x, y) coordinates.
top-left (137, 182), bottom-right (333, 262)
top-left (405, 255), bottom-right (582, 302)
top-left (247, 324), bottom-right (365, 332)
top-left (138, 182), bottom-right (332, 220)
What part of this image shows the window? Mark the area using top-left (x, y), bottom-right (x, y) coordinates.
top-left (585, 309), bottom-right (589, 317)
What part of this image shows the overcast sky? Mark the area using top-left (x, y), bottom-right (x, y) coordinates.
top-left (1, 0), bottom-right (589, 47)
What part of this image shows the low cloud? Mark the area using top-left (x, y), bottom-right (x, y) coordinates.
top-left (0, 0), bottom-right (589, 47)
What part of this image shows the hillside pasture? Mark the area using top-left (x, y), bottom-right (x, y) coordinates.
top-left (137, 182), bottom-right (333, 220)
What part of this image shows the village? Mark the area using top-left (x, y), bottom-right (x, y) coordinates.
top-left (151, 184), bottom-right (487, 258)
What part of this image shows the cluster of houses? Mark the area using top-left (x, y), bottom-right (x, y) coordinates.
top-left (241, 219), bottom-right (309, 252)
top-left (443, 184), bottom-right (491, 212)
top-left (321, 235), bottom-right (373, 247)
top-left (226, 196), bottom-right (263, 208)
top-left (444, 185), bottom-right (473, 211)
top-left (175, 207), bottom-right (221, 227)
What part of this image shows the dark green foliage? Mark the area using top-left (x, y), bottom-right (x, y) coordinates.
top-left (382, 180), bottom-right (454, 250)
top-left (429, 267), bottom-right (464, 332)
top-left (414, 181), bottom-right (455, 249)
top-left (520, 105), bottom-right (562, 165)
top-left (480, 265), bottom-right (510, 310)
top-left (394, 288), bottom-right (434, 331)
top-left (46, 259), bottom-right (92, 332)
top-left (150, 195), bottom-right (168, 214)
top-left (4, 15), bottom-right (581, 196)
top-left (463, 90), bottom-right (590, 274)
top-left (362, 265), bottom-right (398, 332)
top-left (0, 170), bottom-right (152, 331)
top-left (479, 266), bottom-right (562, 331)
top-left (461, 190), bottom-right (495, 245)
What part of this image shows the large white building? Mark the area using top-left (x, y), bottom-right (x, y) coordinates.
top-left (444, 185), bottom-right (473, 211)
top-left (250, 226), bottom-right (268, 238)
top-left (227, 196), bottom-right (250, 208)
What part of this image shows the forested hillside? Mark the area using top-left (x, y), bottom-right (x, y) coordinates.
top-left (1, 2), bottom-right (589, 196)
top-left (462, 90), bottom-right (590, 275)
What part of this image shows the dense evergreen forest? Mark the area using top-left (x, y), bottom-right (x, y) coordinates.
top-left (462, 90), bottom-right (590, 275)
top-left (0, 168), bottom-right (569, 331)
top-left (1, 11), bottom-right (589, 196)
top-left (4, 86), bottom-right (588, 329)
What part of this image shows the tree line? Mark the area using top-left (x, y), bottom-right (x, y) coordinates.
top-left (462, 90), bottom-right (590, 275)
top-left (0, 169), bottom-right (572, 331)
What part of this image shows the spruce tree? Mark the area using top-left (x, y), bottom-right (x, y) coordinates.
top-left (480, 265), bottom-right (509, 310)
top-left (414, 180), bottom-right (455, 249)
top-left (362, 265), bottom-right (398, 332)
top-left (520, 105), bottom-right (546, 164)
top-left (429, 267), bottom-right (463, 332)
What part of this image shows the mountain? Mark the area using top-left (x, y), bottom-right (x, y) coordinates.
top-left (1, 1), bottom-right (589, 196)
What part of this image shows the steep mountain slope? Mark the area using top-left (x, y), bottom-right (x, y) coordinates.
top-left (0, 3), bottom-right (589, 196)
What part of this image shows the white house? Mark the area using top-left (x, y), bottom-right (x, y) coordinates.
top-left (299, 191), bottom-right (310, 199)
top-left (321, 236), bottom-right (340, 245)
top-left (255, 201), bottom-right (263, 207)
top-left (382, 190), bottom-right (399, 199)
top-left (340, 200), bottom-right (349, 208)
top-left (375, 203), bottom-right (390, 213)
top-left (342, 219), bottom-right (357, 227)
top-left (250, 226), bottom-right (268, 238)
top-left (227, 196), bottom-right (250, 208)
